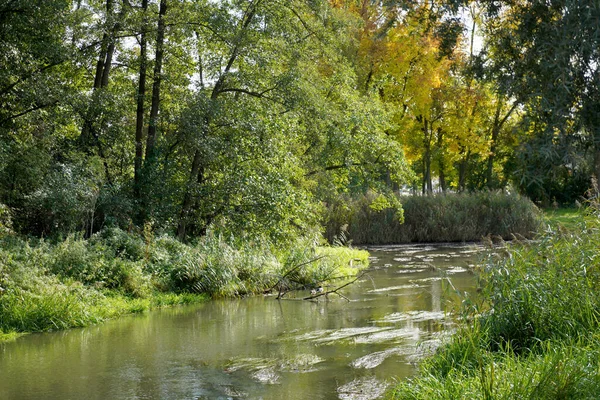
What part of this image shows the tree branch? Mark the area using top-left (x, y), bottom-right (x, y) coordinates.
top-left (219, 86), bottom-right (277, 100)
top-left (0, 61), bottom-right (65, 98)
top-left (271, 255), bottom-right (327, 299)
top-left (0, 101), bottom-right (58, 126)
top-left (302, 271), bottom-right (368, 301)
top-left (305, 162), bottom-right (365, 177)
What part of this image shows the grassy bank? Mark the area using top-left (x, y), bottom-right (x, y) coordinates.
top-left (0, 229), bottom-right (368, 340)
top-left (325, 191), bottom-right (541, 244)
top-left (387, 208), bottom-right (600, 399)
top-left (543, 207), bottom-right (583, 231)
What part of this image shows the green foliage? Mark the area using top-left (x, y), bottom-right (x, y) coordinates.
top-left (325, 191), bottom-right (541, 244)
top-left (49, 236), bottom-right (151, 297)
top-left (479, 222), bottom-right (600, 352)
top-left (390, 341), bottom-right (600, 400)
top-left (0, 203), bottom-right (12, 237)
top-left (543, 207), bottom-right (584, 231)
top-left (480, 0), bottom-right (600, 204)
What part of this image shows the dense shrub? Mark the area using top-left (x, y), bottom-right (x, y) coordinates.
top-left (325, 191), bottom-right (541, 244)
top-left (169, 233), bottom-right (367, 297)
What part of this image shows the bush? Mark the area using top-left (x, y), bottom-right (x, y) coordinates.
top-left (49, 235), bottom-right (150, 296)
top-left (325, 191), bottom-right (541, 244)
top-left (90, 227), bottom-right (146, 261)
top-left (168, 233), bottom-right (368, 297)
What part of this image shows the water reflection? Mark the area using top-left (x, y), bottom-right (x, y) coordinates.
top-left (0, 243), bottom-right (485, 400)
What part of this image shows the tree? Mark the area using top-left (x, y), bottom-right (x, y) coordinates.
top-left (480, 0), bottom-right (600, 202)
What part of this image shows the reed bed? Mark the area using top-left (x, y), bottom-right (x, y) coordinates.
top-left (325, 191), bottom-right (541, 244)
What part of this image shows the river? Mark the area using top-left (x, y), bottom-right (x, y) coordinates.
top-left (0, 243), bottom-right (486, 399)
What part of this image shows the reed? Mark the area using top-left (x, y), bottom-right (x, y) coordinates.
top-left (325, 191), bottom-right (541, 244)
top-left (0, 228), bottom-right (367, 337)
top-left (388, 209), bottom-right (600, 399)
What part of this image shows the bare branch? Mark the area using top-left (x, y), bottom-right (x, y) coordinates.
top-left (302, 271), bottom-right (369, 301)
top-left (268, 255), bottom-right (327, 299)
top-left (0, 101), bottom-right (58, 126)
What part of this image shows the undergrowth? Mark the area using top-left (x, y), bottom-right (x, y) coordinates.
top-left (0, 228), bottom-right (367, 338)
top-left (387, 208), bottom-right (600, 399)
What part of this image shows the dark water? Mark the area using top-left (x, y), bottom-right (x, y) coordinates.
top-left (0, 244), bottom-right (484, 400)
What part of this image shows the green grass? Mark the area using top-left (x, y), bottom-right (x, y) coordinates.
top-left (389, 340), bottom-right (600, 399)
top-left (387, 207), bottom-right (600, 399)
top-left (543, 207), bottom-right (585, 231)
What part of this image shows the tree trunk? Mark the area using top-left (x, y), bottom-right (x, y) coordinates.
top-left (81, 0), bottom-right (118, 185)
top-left (144, 0), bottom-right (167, 164)
top-left (176, 2), bottom-right (259, 239)
top-left (134, 0), bottom-right (148, 203)
top-left (177, 150), bottom-right (203, 240)
top-left (439, 160), bottom-right (446, 193)
top-left (458, 150), bottom-right (470, 192)
top-left (421, 117), bottom-right (433, 194)
top-left (486, 99), bottom-right (517, 189)
top-left (436, 128), bottom-right (446, 193)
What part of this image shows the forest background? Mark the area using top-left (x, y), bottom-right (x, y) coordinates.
top-left (1, 0), bottom-right (597, 243)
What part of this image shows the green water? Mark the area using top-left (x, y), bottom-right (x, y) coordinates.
top-left (0, 244), bottom-right (485, 400)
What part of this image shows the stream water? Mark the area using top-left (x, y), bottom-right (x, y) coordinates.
top-left (0, 243), bottom-right (486, 400)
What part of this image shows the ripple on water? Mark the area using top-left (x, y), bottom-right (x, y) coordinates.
top-left (337, 377), bottom-right (389, 400)
top-left (392, 257), bottom-right (412, 262)
top-left (446, 266), bottom-right (469, 274)
top-left (377, 310), bottom-right (447, 324)
top-left (251, 367), bottom-right (279, 385)
top-left (350, 341), bottom-right (440, 370)
top-left (409, 276), bottom-right (443, 283)
top-left (292, 327), bottom-right (386, 344)
top-left (279, 354), bottom-right (325, 373)
top-left (350, 348), bottom-right (402, 369)
top-left (405, 338), bottom-right (443, 363)
top-left (353, 326), bottom-right (420, 344)
top-left (395, 268), bottom-right (426, 274)
top-left (368, 284), bottom-right (420, 293)
top-left (226, 354), bottom-right (325, 378)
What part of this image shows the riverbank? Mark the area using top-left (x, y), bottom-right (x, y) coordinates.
top-left (387, 208), bottom-right (600, 398)
top-left (0, 229), bottom-right (368, 341)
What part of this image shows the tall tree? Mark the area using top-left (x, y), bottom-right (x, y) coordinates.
top-left (143, 0), bottom-right (167, 164)
top-left (134, 0), bottom-right (149, 204)
top-left (481, 0), bottom-right (600, 200)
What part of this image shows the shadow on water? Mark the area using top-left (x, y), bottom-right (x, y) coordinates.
top-left (0, 243), bottom-right (488, 400)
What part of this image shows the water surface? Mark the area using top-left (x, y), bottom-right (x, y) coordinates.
top-left (0, 243), bottom-right (485, 399)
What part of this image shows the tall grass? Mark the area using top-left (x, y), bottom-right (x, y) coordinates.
top-left (387, 209), bottom-right (600, 399)
top-left (390, 340), bottom-right (600, 400)
top-left (325, 191), bottom-right (541, 244)
top-left (0, 228), bottom-right (367, 337)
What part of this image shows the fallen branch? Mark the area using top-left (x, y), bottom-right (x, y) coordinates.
top-left (265, 255), bottom-right (327, 299)
top-left (302, 271), bottom-right (369, 302)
